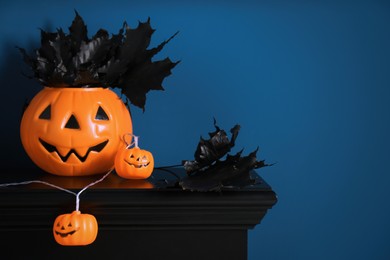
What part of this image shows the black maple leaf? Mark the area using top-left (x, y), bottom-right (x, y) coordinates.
top-left (182, 119), bottom-right (240, 173)
top-left (18, 11), bottom-right (179, 111)
top-left (181, 120), bottom-right (271, 192)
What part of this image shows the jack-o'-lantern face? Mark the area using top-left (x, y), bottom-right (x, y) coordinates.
top-left (115, 147), bottom-right (154, 179)
top-left (20, 87), bottom-right (132, 176)
top-left (53, 211), bottom-right (98, 246)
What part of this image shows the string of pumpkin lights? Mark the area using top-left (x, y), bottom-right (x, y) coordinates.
top-left (0, 168), bottom-right (113, 246)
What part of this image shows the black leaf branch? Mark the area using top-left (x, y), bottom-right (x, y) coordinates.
top-left (18, 11), bottom-right (179, 110)
top-left (181, 120), bottom-right (272, 192)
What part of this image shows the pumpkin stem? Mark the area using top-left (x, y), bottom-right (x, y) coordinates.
top-left (123, 133), bottom-right (139, 149)
top-left (76, 195), bottom-right (80, 212)
top-left (133, 135), bottom-right (139, 148)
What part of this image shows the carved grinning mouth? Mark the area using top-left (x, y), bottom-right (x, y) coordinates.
top-left (124, 160), bottom-right (150, 168)
top-left (55, 229), bottom-right (78, 238)
top-left (39, 138), bottom-right (108, 163)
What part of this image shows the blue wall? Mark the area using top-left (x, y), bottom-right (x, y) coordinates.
top-left (1, 1), bottom-right (389, 259)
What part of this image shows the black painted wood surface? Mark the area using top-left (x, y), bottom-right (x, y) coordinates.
top-left (0, 167), bottom-right (277, 260)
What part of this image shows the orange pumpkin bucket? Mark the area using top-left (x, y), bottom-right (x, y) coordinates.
top-left (20, 87), bottom-right (132, 176)
top-left (18, 12), bottom-right (177, 177)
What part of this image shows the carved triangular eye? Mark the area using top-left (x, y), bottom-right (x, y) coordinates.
top-left (95, 106), bottom-right (109, 120)
top-left (39, 104), bottom-right (51, 120)
top-left (65, 115), bottom-right (80, 129)
top-left (68, 223), bottom-right (72, 227)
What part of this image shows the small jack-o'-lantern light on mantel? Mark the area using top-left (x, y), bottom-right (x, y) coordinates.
top-left (115, 134), bottom-right (155, 179)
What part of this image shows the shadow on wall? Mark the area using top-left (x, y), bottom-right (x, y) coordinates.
top-left (0, 40), bottom-right (41, 167)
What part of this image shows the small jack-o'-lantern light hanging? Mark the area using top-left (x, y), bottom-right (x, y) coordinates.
top-left (51, 169), bottom-right (112, 246)
top-left (115, 134), bottom-right (154, 179)
top-left (53, 210), bottom-right (98, 246)
top-left (0, 166), bottom-right (112, 246)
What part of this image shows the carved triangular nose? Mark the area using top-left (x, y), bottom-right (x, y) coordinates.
top-left (65, 115), bottom-right (80, 129)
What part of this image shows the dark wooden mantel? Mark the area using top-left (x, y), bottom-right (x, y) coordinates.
top-left (0, 167), bottom-right (277, 260)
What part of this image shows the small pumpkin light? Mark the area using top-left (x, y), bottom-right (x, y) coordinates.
top-left (0, 168), bottom-right (111, 246)
top-left (53, 210), bottom-right (98, 246)
top-left (115, 134), bottom-right (154, 179)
